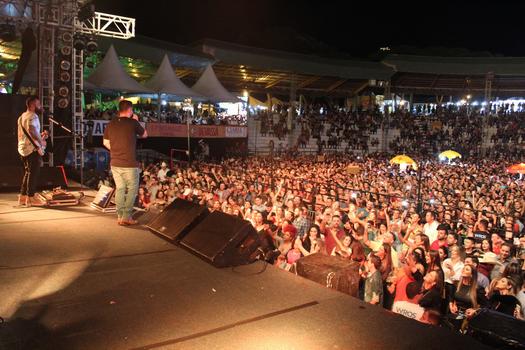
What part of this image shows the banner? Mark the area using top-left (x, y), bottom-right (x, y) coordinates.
top-left (85, 120), bottom-right (109, 136)
top-left (392, 301), bottom-right (425, 321)
top-left (85, 120), bottom-right (247, 138)
top-left (225, 126), bottom-right (248, 138)
top-left (84, 120), bottom-right (146, 137)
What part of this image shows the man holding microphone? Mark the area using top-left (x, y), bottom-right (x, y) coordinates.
top-left (103, 100), bottom-right (147, 225)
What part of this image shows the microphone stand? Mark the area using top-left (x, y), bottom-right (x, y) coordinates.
top-left (48, 117), bottom-right (85, 191)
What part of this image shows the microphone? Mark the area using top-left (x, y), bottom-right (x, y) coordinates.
top-left (48, 117), bottom-right (63, 127)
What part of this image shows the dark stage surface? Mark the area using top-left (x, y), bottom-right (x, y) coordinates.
top-left (0, 193), bottom-right (490, 350)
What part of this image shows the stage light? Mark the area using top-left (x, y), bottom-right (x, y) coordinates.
top-left (73, 34), bottom-right (86, 51)
top-left (0, 23), bottom-right (17, 42)
top-left (466, 94), bottom-right (472, 100)
top-left (86, 37), bottom-right (98, 52)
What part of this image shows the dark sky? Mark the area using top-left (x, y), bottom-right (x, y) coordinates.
top-left (93, 0), bottom-right (525, 57)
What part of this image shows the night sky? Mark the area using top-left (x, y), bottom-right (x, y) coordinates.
top-left (93, 0), bottom-right (525, 57)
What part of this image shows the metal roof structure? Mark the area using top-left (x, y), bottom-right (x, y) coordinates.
top-left (384, 54), bottom-right (525, 96)
top-left (5, 33), bottom-right (525, 97)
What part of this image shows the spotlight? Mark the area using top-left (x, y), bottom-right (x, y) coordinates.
top-left (73, 34), bottom-right (86, 51)
top-left (0, 23), bottom-right (17, 42)
top-left (86, 37), bottom-right (98, 52)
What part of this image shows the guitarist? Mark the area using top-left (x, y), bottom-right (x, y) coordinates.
top-left (17, 95), bottom-right (46, 207)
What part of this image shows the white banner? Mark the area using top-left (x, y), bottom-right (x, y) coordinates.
top-left (84, 120), bottom-right (145, 137)
top-left (225, 126), bottom-right (248, 138)
top-left (392, 301), bottom-right (425, 321)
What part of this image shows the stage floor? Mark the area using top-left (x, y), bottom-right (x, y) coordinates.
top-left (0, 193), bottom-right (489, 350)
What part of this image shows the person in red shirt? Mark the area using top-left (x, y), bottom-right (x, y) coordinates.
top-left (430, 224), bottom-right (449, 251)
top-left (321, 214), bottom-right (345, 254)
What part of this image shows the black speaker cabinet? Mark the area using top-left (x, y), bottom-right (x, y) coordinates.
top-left (146, 198), bottom-right (209, 241)
top-left (0, 166), bottom-right (67, 191)
top-left (180, 211), bottom-right (262, 267)
top-left (468, 308), bottom-right (525, 348)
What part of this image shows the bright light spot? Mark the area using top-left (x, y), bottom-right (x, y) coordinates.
top-left (242, 89), bottom-right (248, 98)
top-left (351, 192), bottom-right (357, 199)
top-left (406, 185), bottom-right (411, 190)
top-left (402, 200), bottom-right (409, 207)
top-left (466, 94), bottom-right (472, 99)
top-left (161, 100), bottom-right (167, 106)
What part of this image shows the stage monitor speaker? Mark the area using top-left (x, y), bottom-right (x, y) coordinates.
top-left (0, 166), bottom-right (67, 191)
top-left (180, 211), bottom-right (262, 268)
top-left (146, 198), bottom-right (209, 241)
top-left (468, 308), bottom-right (525, 349)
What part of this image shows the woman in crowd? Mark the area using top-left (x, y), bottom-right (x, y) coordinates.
top-left (470, 276), bottom-right (522, 318)
top-left (418, 270), bottom-right (444, 325)
top-left (295, 225), bottom-right (321, 257)
top-left (443, 245), bottom-right (465, 293)
top-left (448, 265), bottom-right (487, 331)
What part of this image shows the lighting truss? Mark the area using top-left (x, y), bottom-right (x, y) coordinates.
top-left (75, 12), bottom-right (135, 39)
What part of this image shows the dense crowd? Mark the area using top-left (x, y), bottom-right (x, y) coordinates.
top-left (124, 153), bottom-right (525, 335)
top-left (255, 104), bottom-right (525, 157)
top-left (85, 106), bottom-right (246, 125)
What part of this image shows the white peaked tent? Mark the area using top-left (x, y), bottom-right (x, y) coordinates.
top-left (191, 65), bottom-right (239, 103)
top-left (145, 54), bottom-right (202, 99)
top-left (86, 45), bottom-right (152, 93)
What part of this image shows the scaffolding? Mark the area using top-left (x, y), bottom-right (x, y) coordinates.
top-left (1, 0), bottom-right (135, 169)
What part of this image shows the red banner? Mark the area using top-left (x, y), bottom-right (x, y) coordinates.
top-left (145, 123), bottom-right (247, 138)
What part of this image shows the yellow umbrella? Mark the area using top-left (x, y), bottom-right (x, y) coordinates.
top-left (390, 154), bottom-right (416, 165)
top-left (390, 154), bottom-right (418, 170)
top-left (439, 150), bottom-right (462, 160)
top-left (507, 163), bottom-right (525, 174)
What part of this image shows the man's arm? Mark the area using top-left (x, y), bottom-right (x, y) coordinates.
top-left (103, 138), bottom-right (111, 150)
top-left (133, 115), bottom-right (148, 138)
top-left (28, 117), bottom-right (43, 147)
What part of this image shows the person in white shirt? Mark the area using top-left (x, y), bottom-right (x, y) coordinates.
top-left (423, 211), bottom-right (439, 243)
top-left (17, 96), bottom-right (46, 207)
top-left (157, 162), bottom-right (169, 182)
top-left (442, 245), bottom-right (465, 285)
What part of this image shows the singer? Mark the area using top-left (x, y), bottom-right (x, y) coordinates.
top-left (17, 95), bottom-right (46, 207)
top-left (103, 100), bottom-right (147, 226)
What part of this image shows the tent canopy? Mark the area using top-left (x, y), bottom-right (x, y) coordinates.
top-left (191, 65), bottom-right (240, 103)
top-left (86, 45), bottom-right (152, 93)
top-left (145, 54), bottom-right (202, 99)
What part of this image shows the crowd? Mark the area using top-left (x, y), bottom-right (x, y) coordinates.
top-left (124, 153), bottom-right (525, 336)
top-left (84, 106), bottom-right (246, 125)
top-left (254, 104), bottom-right (525, 158)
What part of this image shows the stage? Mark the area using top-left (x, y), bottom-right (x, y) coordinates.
top-left (0, 193), bottom-right (489, 350)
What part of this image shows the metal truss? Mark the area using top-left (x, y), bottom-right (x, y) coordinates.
top-left (75, 11), bottom-right (135, 39)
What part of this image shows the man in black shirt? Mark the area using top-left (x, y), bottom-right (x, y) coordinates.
top-left (103, 100), bottom-right (147, 225)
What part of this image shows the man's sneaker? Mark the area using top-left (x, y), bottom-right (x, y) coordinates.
top-left (18, 195), bottom-right (27, 206)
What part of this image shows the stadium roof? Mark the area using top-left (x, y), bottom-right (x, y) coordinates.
top-left (383, 54), bottom-right (525, 76)
top-left (384, 55), bottom-right (525, 96)
top-left (6, 35), bottom-right (525, 97)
